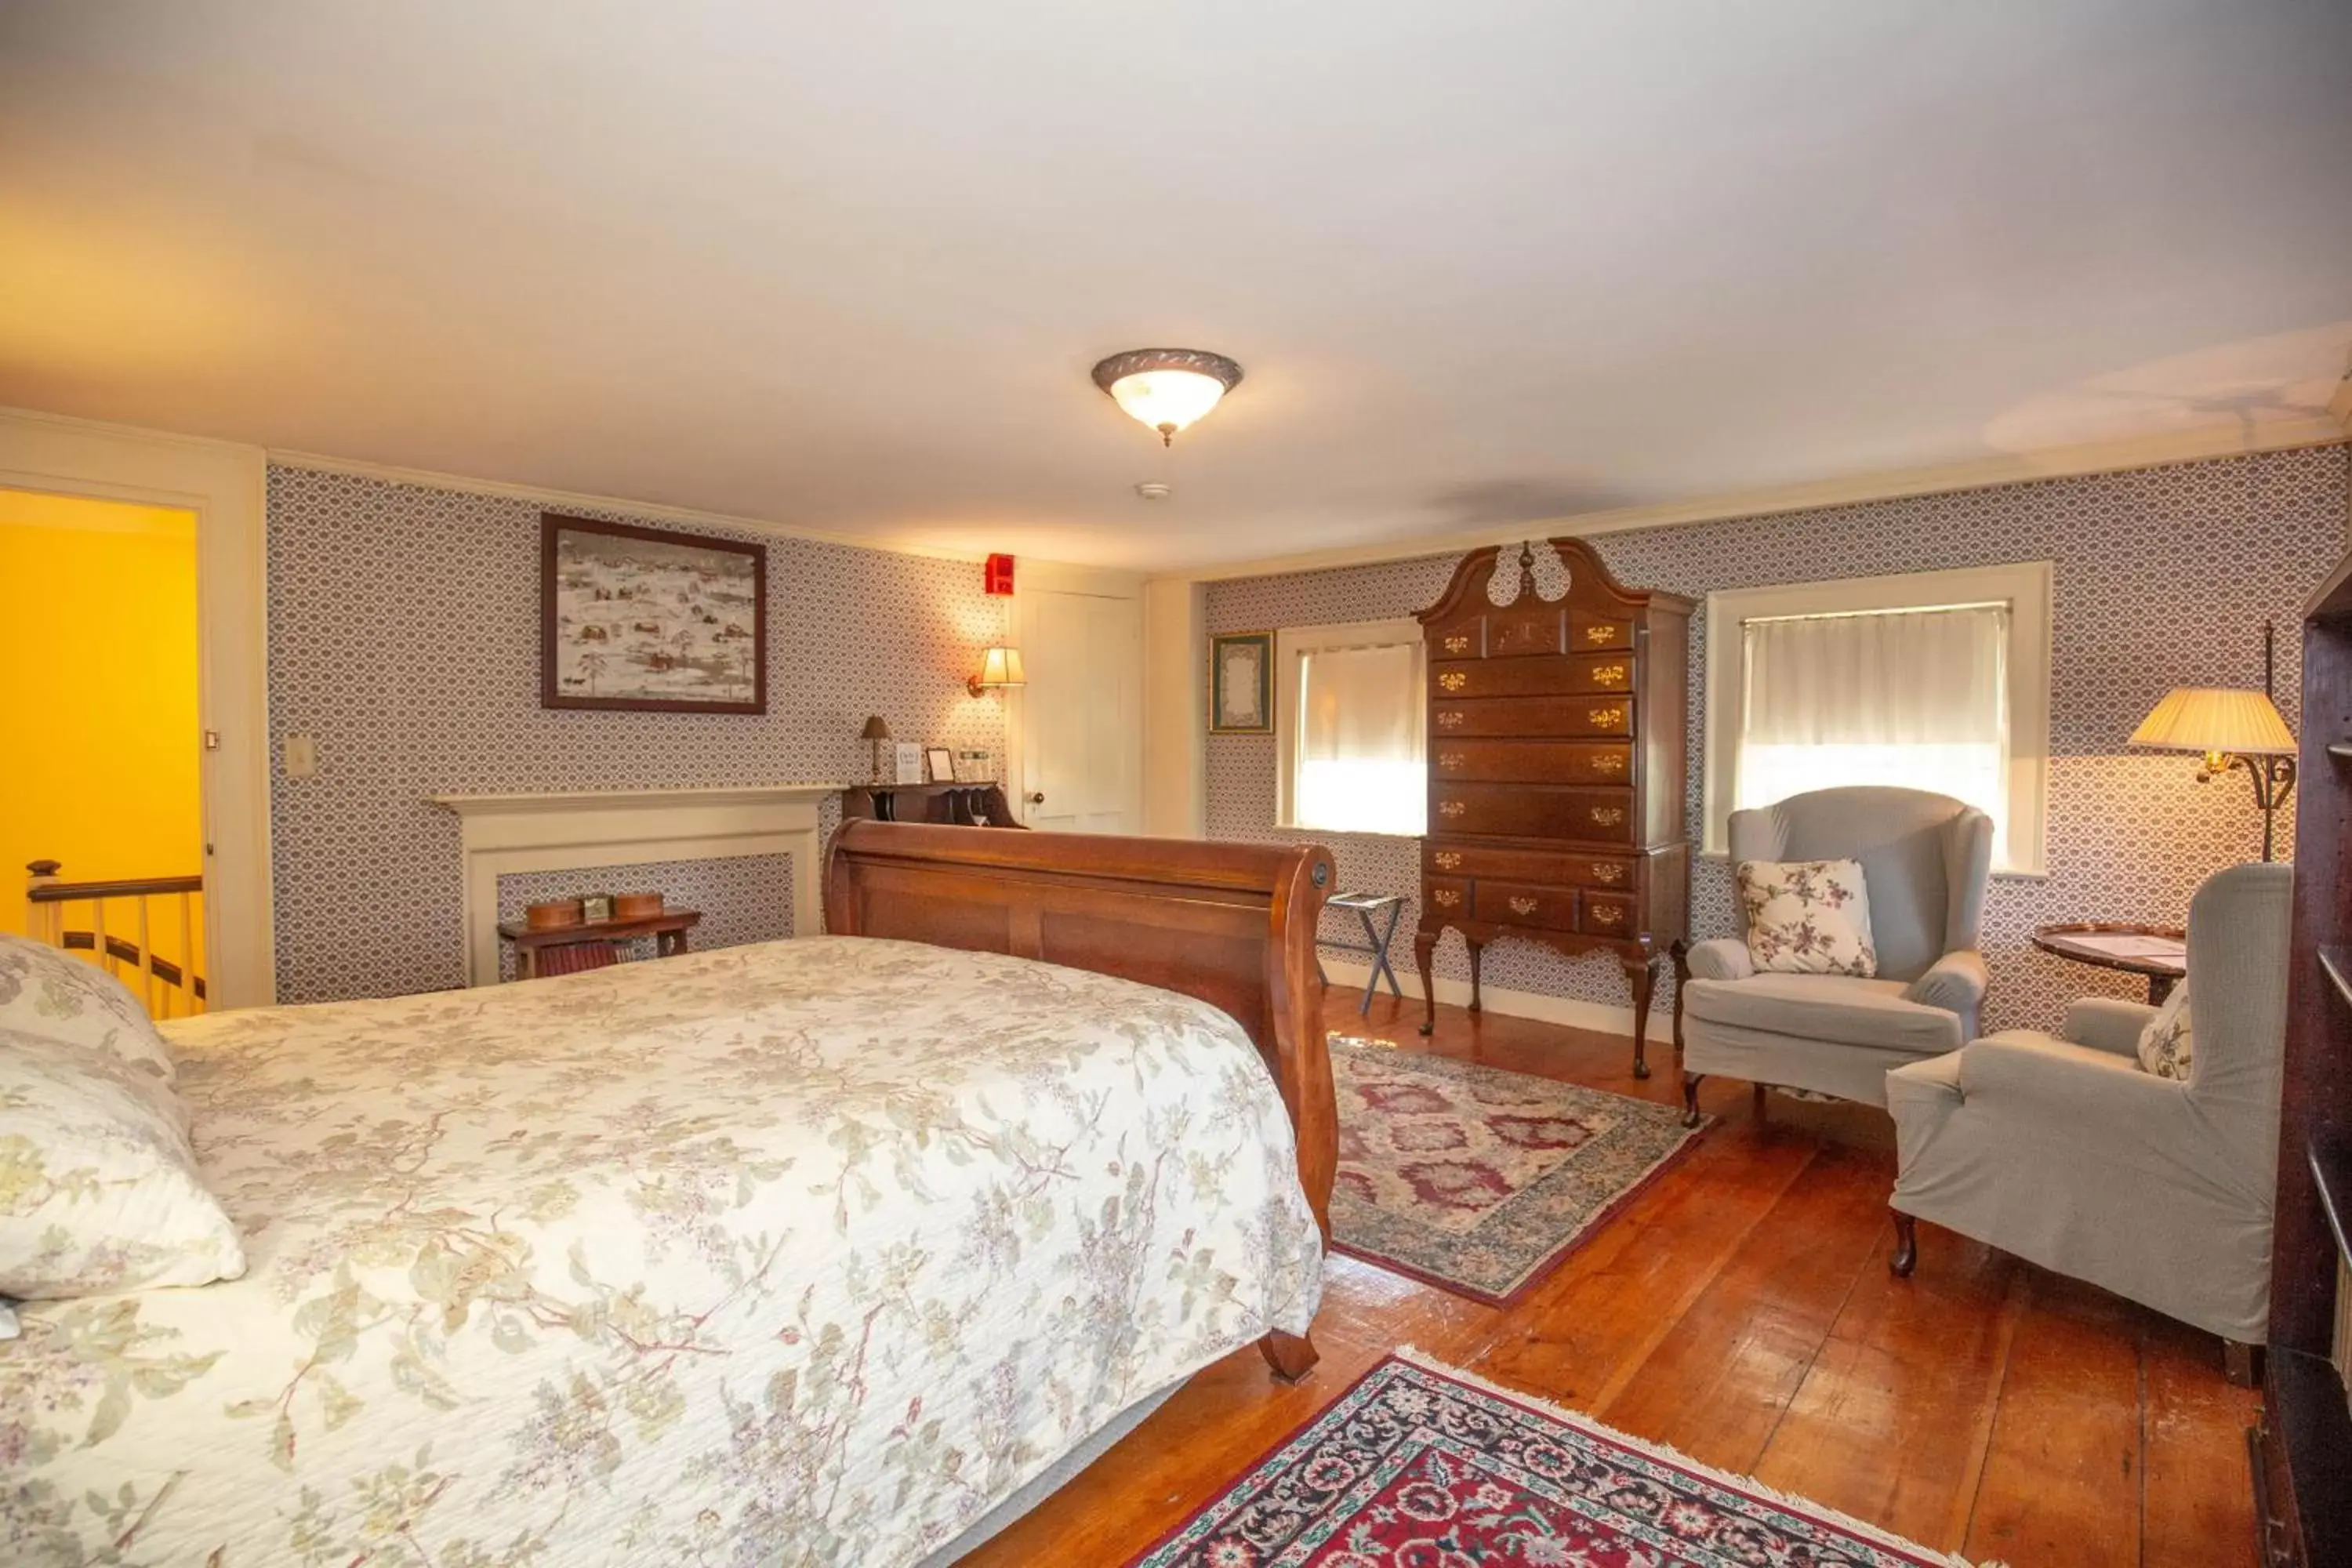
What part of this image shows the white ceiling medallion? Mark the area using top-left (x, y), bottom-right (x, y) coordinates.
top-left (1091, 348), bottom-right (1243, 447)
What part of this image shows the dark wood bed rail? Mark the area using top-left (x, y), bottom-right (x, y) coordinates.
top-left (824, 820), bottom-right (1337, 1381)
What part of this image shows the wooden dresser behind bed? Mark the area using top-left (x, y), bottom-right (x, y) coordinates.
top-left (824, 820), bottom-right (1337, 1381)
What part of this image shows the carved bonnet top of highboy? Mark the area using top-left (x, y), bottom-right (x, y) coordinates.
top-left (1413, 538), bottom-right (1694, 1077)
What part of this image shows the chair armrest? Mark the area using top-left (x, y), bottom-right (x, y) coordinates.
top-left (1904, 949), bottom-right (1988, 1016)
top-left (1959, 1031), bottom-right (2174, 1110)
top-left (1685, 938), bottom-right (1754, 982)
top-left (2063, 997), bottom-right (2160, 1058)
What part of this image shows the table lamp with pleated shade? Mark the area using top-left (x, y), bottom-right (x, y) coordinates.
top-left (859, 714), bottom-right (892, 785)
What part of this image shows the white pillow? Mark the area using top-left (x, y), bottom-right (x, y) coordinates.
top-left (0, 932), bottom-right (179, 1084)
top-left (2136, 979), bottom-right (2194, 1081)
top-left (0, 1026), bottom-right (244, 1298)
top-left (1737, 858), bottom-right (1878, 977)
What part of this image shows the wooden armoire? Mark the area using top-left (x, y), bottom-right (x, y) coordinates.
top-left (1412, 537), bottom-right (1693, 1077)
top-left (2253, 545), bottom-right (2352, 1568)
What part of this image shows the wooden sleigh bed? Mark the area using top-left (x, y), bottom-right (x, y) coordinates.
top-left (826, 818), bottom-right (1340, 1381)
top-left (6, 822), bottom-right (1340, 1568)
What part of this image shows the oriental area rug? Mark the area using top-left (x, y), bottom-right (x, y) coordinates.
top-left (1326, 1036), bottom-right (1706, 1305)
top-left (1129, 1352), bottom-right (1992, 1568)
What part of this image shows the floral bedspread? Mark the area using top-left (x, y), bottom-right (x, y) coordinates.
top-left (2, 936), bottom-right (1324, 1566)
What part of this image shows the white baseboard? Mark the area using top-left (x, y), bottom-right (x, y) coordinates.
top-left (1319, 958), bottom-right (1673, 1044)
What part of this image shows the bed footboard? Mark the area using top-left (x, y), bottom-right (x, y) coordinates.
top-left (824, 821), bottom-right (1336, 1379)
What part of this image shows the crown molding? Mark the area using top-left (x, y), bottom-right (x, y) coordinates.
top-left (1161, 416), bottom-right (2352, 585)
top-left (0, 402), bottom-right (267, 461)
top-left (266, 448), bottom-right (997, 564)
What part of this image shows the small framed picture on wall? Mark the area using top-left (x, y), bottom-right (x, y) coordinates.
top-left (1209, 630), bottom-right (1274, 735)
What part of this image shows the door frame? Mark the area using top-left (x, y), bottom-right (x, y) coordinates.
top-left (0, 406), bottom-right (274, 1007)
top-left (1004, 561), bottom-right (1145, 833)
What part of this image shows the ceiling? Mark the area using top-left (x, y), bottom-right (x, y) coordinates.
top-left (2, 2), bottom-right (2348, 572)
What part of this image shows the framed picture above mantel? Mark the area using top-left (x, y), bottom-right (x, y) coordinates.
top-left (540, 514), bottom-right (767, 713)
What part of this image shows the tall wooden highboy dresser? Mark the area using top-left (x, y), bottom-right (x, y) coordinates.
top-left (1413, 537), bottom-right (1693, 1077)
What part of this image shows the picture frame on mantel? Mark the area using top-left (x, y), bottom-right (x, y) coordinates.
top-left (540, 513), bottom-right (767, 713)
top-left (1209, 630), bottom-right (1275, 735)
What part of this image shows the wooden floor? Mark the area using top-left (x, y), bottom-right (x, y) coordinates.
top-left (962, 991), bottom-right (2262, 1566)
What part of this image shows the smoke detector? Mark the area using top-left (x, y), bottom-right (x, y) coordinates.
top-left (1134, 481), bottom-right (1171, 502)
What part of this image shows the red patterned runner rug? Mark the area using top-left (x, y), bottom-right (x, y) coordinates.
top-left (1327, 1036), bottom-right (1708, 1305)
top-left (1127, 1350), bottom-right (1994, 1567)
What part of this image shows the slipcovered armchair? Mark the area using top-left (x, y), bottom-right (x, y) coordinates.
top-left (1677, 787), bottom-right (1994, 1124)
top-left (1886, 862), bottom-right (2291, 1364)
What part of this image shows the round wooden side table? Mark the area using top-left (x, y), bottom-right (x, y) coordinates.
top-left (2030, 921), bottom-right (2187, 1005)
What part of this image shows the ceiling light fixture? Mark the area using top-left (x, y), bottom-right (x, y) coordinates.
top-left (1091, 348), bottom-right (1243, 446)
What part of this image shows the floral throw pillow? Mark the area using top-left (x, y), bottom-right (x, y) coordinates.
top-left (2136, 979), bottom-right (2194, 1081)
top-left (0, 932), bottom-right (179, 1084)
top-left (1737, 858), bottom-right (1878, 977)
top-left (0, 1025), bottom-right (243, 1298)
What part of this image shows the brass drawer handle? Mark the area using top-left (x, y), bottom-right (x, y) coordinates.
top-left (1436, 711), bottom-right (1465, 730)
top-left (1589, 706), bottom-right (1624, 728)
top-left (1584, 624), bottom-right (1617, 645)
top-left (1592, 862), bottom-right (1624, 884)
top-left (1439, 752), bottom-right (1465, 771)
top-left (1508, 896), bottom-right (1538, 916)
top-left (1592, 663), bottom-right (1628, 688)
top-left (1590, 806), bottom-right (1625, 827)
top-left (1590, 904), bottom-right (1624, 927)
top-left (1443, 634), bottom-right (1471, 655)
top-left (1439, 800), bottom-right (1466, 819)
top-left (1433, 851), bottom-right (1462, 870)
top-left (1433, 888), bottom-right (1461, 908)
top-left (1592, 753), bottom-right (1626, 776)
top-left (1438, 671), bottom-right (1468, 692)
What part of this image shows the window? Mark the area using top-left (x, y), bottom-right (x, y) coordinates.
top-left (1703, 563), bottom-right (2050, 875)
top-left (1276, 619), bottom-right (1427, 836)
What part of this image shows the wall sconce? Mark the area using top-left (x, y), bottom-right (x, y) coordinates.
top-left (967, 646), bottom-right (1026, 698)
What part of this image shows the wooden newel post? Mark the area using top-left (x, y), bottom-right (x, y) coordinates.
top-left (25, 859), bottom-right (61, 946)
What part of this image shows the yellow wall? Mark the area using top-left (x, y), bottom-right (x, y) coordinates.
top-left (0, 489), bottom-right (203, 946)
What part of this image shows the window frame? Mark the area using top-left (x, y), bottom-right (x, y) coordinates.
top-left (1700, 561), bottom-right (2053, 877)
top-left (1274, 616), bottom-right (1428, 837)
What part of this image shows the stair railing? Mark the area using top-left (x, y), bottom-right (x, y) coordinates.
top-left (24, 859), bottom-right (208, 1017)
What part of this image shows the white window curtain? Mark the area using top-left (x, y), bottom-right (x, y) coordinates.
top-left (1736, 604), bottom-right (2011, 837)
top-left (1292, 640), bottom-right (1427, 835)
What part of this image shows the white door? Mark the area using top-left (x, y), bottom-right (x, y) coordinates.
top-left (1018, 586), bottom-right (1142, 834)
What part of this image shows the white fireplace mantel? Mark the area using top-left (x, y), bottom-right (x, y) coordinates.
top-left (430, 784), bottom-right (846, 985)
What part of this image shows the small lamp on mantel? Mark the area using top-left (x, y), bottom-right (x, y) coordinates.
top-left (859, 714), bottom-right (892, 786)
top-left (2129, 681), bottom-right (2299, 862)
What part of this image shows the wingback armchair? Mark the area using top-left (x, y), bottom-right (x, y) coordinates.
top-left (1677, 787), bottom-right (1994, 1124)
top-left (1886, 862), bottom-right (2292, 1359)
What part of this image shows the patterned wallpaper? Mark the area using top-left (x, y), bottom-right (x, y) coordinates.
top-left (493, 854), bottom-right (791, 981)
top-left (1207, 447), bottom-right (2351, 1034)
top-left (266, 466), bottom-right (1005, 1002)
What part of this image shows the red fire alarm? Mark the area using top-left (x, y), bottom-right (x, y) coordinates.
top-left (984, 553), bottom-right (1015, 596)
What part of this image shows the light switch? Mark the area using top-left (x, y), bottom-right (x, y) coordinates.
top-left (283, 734), bottom-right (318, 778)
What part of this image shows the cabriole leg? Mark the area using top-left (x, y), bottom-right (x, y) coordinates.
top-left (1680, 1072), bottom-right (1704, 1128)
top-left (1890, 1210), bottom-right (1918, 1277)
top-left (1624, 951), bottom-right (1660, 1080)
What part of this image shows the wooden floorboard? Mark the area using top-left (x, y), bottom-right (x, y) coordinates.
top-left (957, 992), bottom-right (2260, 1566)
top-left (1963, 1272), bottom-right (2145, 1566)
